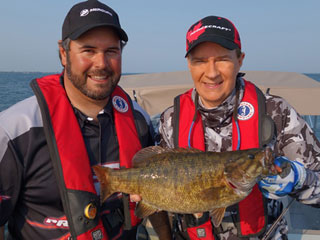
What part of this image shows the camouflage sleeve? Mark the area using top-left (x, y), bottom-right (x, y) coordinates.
top-left (159, 106), bottom-right (175, 148)
top-left (266, 95), bottom-right (320, 206)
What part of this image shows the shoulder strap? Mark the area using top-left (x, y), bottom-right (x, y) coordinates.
top-left (111, 86), bottom-right (143, 229)
top-left (173, 95), bottom-right (181, 148)
top-left (255, 86), bottom-right (275, 147)
top-left (234, 80), bottom-right (273, 237)
top-left (112, 86), bottom-right (142, 168)
top-left (173, 89), bottom-right (205, 150)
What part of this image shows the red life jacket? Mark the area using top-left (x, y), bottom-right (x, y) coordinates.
top-left (31, 74), bottom-right (142, 239)
top-left (174, 80), bottom-right (269, 238)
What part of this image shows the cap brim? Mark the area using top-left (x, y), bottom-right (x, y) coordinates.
top-left (185, 35), bottom-right (239, 57)
top-left (69, 23), bottom-right (128, 42)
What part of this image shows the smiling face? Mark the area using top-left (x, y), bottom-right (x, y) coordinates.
top-left (187, 42), bottom-right (244, 108)
top-left (60, 26), bottom-right (122, 102)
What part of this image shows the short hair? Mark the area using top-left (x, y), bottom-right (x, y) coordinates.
top-left (61, 38), bottom-right (71, 52)
top-left (58, 38), bottom-right (71, 65)
top-left (235, 48), bottom-right (242, 59)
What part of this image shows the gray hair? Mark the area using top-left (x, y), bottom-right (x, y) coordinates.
top-left (58, 38), bottom-right (71, 66)
top-left (61, 38), bottom-right (71, 52)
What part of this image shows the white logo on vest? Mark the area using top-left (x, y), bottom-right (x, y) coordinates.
top-left (237, 102), bottom-right (254, 120)
top-left (112, 96), bottom-right (128, 113)
top-left (91, 229), bottom-right (103, 240)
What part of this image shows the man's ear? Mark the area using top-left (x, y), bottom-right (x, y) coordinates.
top-left (58, 40), bottom-right (67, 67)
top-left (238, 52), bottom-right (245, 67)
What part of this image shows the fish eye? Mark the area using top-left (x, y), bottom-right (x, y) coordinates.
top-left (248, 154), bottom-right (255, 159)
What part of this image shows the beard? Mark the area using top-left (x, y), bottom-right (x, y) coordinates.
top-left (65, 53), bottom-right (121, 101)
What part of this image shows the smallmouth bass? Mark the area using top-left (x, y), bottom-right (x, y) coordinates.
top-left (93, 146), bottom-right (277, 227)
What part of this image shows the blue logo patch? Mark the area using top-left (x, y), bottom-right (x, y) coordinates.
top-left (112, 96), bottom-right (128, 113)
top-left (237, 102), bottom-right (254, 120)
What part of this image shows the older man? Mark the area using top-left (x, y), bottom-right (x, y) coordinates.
top-left (159, 15), bottom-right (320, 240)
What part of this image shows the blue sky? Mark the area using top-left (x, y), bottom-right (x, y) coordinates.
top-left (0, 0), bottom-right (319, 73)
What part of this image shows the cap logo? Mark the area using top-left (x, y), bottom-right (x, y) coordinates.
top-left (237, 102), bottom-right (254, 120)
top-left (189, 24), bottom-right (232, 38)
top-left (187, 22), bottom-right (205, 45)
top-left (186, 21), bottom-right (232, 52)
top-left (112, 96), bottom-right (128, 113)
top-left (80, 8), bottom-right (113, 17)
top-left (80, 9), bottom-right (90, 17)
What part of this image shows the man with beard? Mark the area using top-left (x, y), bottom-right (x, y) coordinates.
top-left (0, 1), bottom-right (153, 239)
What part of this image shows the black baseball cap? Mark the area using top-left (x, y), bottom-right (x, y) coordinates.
top-left (62, 0), bottom-right (128, 42)
top-left (185, 16), bottom-right (241, 57)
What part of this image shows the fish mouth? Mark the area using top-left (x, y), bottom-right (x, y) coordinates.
top-left (226, 178), bottom-right (255, 193)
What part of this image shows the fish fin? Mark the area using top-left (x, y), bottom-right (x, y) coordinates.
top-left (92, 165), bottom-right (113, 203)
top-left (171, 147), bottom-right (203, 153)
top-left (210, 207), bottom-right (226, 227)
top-left (132, 146), bottom-right (167, 167)
top-left (135, 201), bottom-right (158, 218)
top-left (132, 146), bottom-right (203, 167)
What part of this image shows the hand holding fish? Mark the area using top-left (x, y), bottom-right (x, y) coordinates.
top-left (193, 213), bottom-right (203, 218)
top-left (258, 156), bottom-right (307, 199)
top-left (130, 194), bottom-right (142, 202)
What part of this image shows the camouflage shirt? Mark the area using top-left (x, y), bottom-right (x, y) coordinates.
top-left (159, 77), bottom-right (320, 240)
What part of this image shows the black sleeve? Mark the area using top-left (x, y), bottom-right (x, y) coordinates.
top-left (0, 136), bottom-right (23, 226)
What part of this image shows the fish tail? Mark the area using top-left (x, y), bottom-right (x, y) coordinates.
top-left (92, 165), bottom-right (114, 203)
